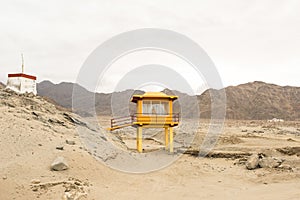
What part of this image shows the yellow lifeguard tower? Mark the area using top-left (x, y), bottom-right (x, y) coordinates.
top-left (109, 92), bottom-right (179, 153)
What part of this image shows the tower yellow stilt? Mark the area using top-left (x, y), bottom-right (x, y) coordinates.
top-left (169, 127), bottom-right (174, 153)
top-left (165, 127), bottom-right (169, 150)
top-left (137, 126), bottom-right (143, 153)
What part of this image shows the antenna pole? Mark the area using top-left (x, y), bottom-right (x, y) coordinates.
top-left (21, 53), bottom-right (24, 73)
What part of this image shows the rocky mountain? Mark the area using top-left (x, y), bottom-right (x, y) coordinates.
top-left (37, 81), bottom-right (300, 120)
top-left (37, 81), bottom-right (143, 116)
top-left (37, 81), bottom-right (90, 109)
top-left (224, 81), bottom-right (300, 120)
top-left (196, 81), bottom-right (300, 120)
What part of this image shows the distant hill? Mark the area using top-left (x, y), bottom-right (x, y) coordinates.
top-left (37, 80), bottom-right (90, 109)
top-left (37, 81), bottom-right (143, 116)
top-left (37, 81), bottom-right (300, 120)
top-left (196, 81), bottom-right (300, 120)
top-left (224, 81), bottom-right (300, 120)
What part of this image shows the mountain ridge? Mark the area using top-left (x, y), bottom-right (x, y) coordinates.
top-left (37, 80), bottom-right (300, 120)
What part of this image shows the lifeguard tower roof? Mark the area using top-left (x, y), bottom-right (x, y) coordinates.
top-left (131, 92), bottom-right (178, 103)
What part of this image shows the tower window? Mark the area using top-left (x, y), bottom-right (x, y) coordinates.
top-left (142, 100), bottom-right (169, 115)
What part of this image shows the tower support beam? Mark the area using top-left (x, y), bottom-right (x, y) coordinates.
top-left (169, 127), bottom-right (174, 153)
top-left (165, 127), bottom-right (169, 150)
top-left (137, 126), bottom-right (143, 153)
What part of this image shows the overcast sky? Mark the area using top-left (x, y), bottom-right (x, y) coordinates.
top-left (0, 0), bottom-right (299, 93)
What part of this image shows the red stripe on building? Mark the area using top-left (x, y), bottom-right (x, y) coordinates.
top-left (8, 73), bottom-right (37, 80)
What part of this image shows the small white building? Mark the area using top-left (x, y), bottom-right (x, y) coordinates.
top-left (6, 73), bottom-right (37, 95)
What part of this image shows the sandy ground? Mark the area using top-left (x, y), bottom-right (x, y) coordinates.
top-left (1, 90), bottom-right (300, 199)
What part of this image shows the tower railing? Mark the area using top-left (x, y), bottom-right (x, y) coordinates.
top-left (110, 113), bottom-right (180, 130)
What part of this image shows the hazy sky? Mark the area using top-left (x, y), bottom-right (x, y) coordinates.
top-left (0, 0), bottom-right (299, 93)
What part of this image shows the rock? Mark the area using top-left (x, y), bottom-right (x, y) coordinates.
top-left (66, 140), bottom-right (75, 145)
top-left (234, 158), bottom-right (247, 165)
top-left (258, 130), bottom-right (264, 133)
top-left (287, 138), bottom-right (296, 142)
top-left (246, 154), bottom-right (260, 170)
top-left (26, 93), bottom-right (35, 98)
top-left (258, 157), bottom-right (283, 168)
top-left (260, 149), bottom-right (281, 157)
top-left (63, 113), bottom-right (86, 125)
top-left (31, 179), bottom-right (41, 184)
top-left (51, 157), bottom-right (69, 171)
top-left (276, 146), bottom-right (300, 156)
top-left (241, 129), bottom-right (247, 132)
top-left (32, 111), bottom-right (39, 117)
top-left (2, 176), bottom-right (7, 180)
top-left (62, 192), bottom-right (73, 200)
top-left (56, 146), bottom-right (64, 150)
top-left (278, 164), bottom-right (292, 171)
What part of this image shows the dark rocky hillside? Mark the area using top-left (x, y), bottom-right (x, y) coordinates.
top-left (37, 81), bottom-right (300, 120)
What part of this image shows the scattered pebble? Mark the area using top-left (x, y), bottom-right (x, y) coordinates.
top-left (278, 164), bottom-right (292, 171)
top-left (56, 146), bottom-right (64, 150)
top-left (31, 179), bottom-right (41, 184)
top-left (287, 138), bottom-right (296, 142)
top-left (51, 157), bottom-right (69, 171)
top-left (66, 140), bottom-right (75, 145)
